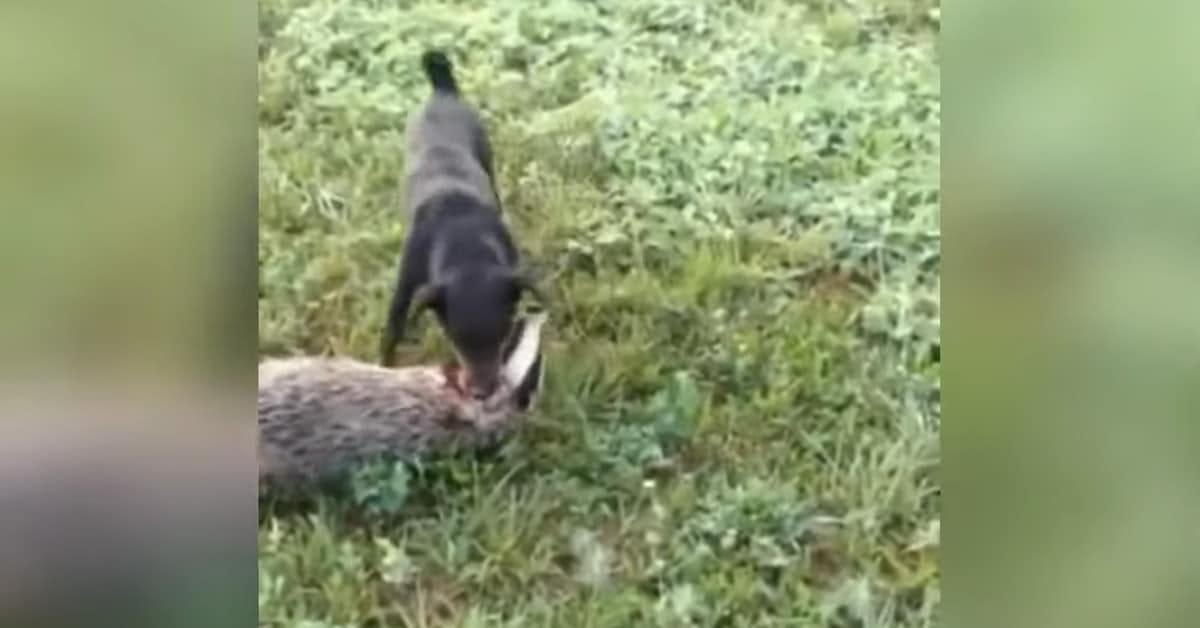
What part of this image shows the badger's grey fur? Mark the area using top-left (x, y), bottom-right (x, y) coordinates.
top-left (260, 314), bottom-right (546, 491)
top-left (259, 359), bottom-right (510, 489)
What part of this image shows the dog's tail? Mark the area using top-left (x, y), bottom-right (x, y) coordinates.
top-left (421, 50), bottom-right (459, 95)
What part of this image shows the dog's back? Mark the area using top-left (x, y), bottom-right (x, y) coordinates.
top-left (404, 51), bottom-right (498, 216)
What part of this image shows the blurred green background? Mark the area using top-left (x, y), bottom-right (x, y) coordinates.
top-left (946, 1), bottom-right (1200, 628)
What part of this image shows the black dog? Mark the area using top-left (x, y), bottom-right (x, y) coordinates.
top-left (380, 50), bottom-right (543, 400)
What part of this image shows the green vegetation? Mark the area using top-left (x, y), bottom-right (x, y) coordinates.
top-left (259, 0), bottom-right (939, 625)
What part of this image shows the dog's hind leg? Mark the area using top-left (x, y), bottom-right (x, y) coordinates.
top-left (473, 132), bottom-right (503, 210)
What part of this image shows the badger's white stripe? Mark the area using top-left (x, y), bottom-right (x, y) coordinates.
top-left (501, 311), bottom-right (547, 388)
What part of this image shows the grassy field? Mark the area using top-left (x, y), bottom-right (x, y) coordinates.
top-left (258, 0), bottom-right (940, 625)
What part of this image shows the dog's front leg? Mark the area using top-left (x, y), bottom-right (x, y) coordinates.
top-left (380, 272), bottom-right (418, 367)
top-left (380, 227), bottom-right (433, 366)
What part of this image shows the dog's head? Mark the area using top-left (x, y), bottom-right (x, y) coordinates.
top-left (412, 267), bottom-right (545, 400)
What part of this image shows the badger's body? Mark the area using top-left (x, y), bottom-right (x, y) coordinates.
top-left (260, 313), bottom-right (545, 490)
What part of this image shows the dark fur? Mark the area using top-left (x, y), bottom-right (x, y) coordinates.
top-left (380, 50), bottom-right (539, 399)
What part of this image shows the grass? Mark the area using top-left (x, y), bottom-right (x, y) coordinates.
top-left (258, 0), bottom-right (940, 625)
